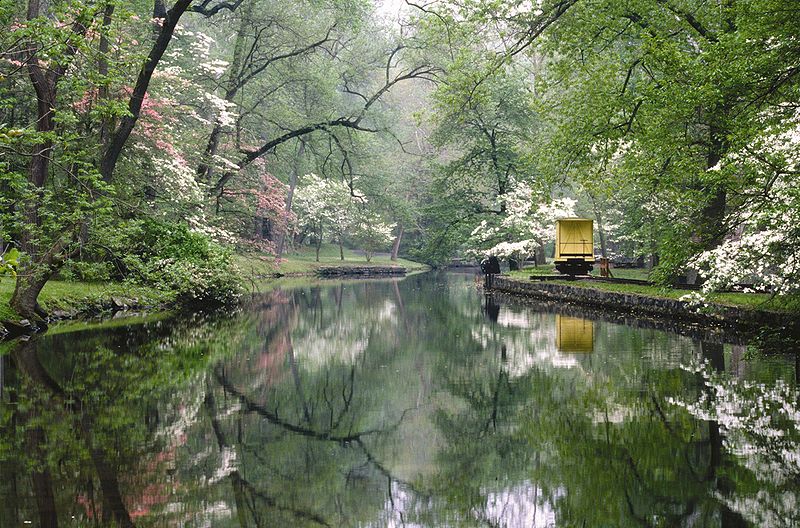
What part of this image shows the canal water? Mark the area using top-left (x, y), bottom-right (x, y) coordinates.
top-left (1, 272), bottom-right (798, 527)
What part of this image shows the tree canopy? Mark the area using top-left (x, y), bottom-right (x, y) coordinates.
top-left (2, 0), bottom-right (800, 317)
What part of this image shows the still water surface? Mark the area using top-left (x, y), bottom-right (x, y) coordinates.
top-left (1, 272), bottom-right (798, 527)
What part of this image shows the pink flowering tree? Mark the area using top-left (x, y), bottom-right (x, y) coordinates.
top-left (0, 0), bottom-right (243, 321)
top-left (221, 168), bottom-right (292, 252)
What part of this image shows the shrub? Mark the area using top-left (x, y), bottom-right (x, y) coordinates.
top-left (109, 219), bottom-right (243, 307)
top-left (60, 260), bottom-right (113, 282)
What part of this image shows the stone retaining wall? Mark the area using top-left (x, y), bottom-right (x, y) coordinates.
top-left (490, 276), bottom-right (794, 331)
top-left (316, 266), bottom-right (406, 277)
top-left (490, 291), bottom-right (745, 344)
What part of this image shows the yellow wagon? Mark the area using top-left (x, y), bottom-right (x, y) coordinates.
top-left (554, 218), bottom-right (594, 276)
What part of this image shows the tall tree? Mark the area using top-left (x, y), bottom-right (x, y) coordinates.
top-left (2, 0), bottom-right (242, 320)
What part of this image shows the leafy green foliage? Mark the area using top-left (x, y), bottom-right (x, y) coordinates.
top-left (0, 247), bottom-right (18, 279)
top-left (412, 0), bottom-right (800, 291)
top-left (529, 0), bottom-right (800, 285)
top-left (105, 219), bottom-right (242, 307)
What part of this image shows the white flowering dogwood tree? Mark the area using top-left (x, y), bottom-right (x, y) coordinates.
top-left (350, 213), bottom-right (396, 262)
top-left (467, 179), bottom-right (576, 265)
top-left (293, 173), bottom-right (395, 262)
top-left (292, 174), bottom-right (356, 261)
top-left (692, 109), bottom-right (800, 294)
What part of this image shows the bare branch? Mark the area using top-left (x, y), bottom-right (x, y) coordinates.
top-left (209, 47), bottom-right (439, 195)
top-left (655, 0), bottom-right (718, 43)
top-left (188, 0), bottom-right (246, 17)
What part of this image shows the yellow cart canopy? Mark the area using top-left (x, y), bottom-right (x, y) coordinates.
top-left (555, 218), bottom-right (594, 262)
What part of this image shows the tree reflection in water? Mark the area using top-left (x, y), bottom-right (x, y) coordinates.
top-left (0, 273), bottom-right (797, 527)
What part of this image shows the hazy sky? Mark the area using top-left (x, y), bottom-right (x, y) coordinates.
top-left (375, 0), bottom-right (411, 20)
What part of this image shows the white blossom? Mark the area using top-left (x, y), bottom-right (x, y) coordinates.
top-left (466, 178), bottom-right (576, 260)
top-left (692, 107), bottom-right (800, 294)
top-left (203, 92), bottom-right (238, 129)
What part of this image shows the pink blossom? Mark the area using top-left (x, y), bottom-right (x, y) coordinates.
top-left (72, 88), bottom-right (98, 113)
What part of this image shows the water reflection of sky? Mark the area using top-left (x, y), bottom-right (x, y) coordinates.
top-left (484, 482), bottom-right (560, 528)
top-left (372, 482), bottom-right (560, 528)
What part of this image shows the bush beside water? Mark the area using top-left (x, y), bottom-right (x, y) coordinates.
top-left (62, 219), bottom-right (243, 308)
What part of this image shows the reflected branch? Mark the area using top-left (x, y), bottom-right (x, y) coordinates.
top-left (215, 366), bottom-right (414, 443)
top-left (485, 369), bottom-right (509, 432)
top-left (287, 344), bottom-right (311, 424)
top-left (235, 474), bottom-right (332, 528)
top-left (203, 386), bottom-right (333, 527)
top-left (354, 438), bottom-right (429, 498)
top-left (332, 367), bottom-right (355, 430)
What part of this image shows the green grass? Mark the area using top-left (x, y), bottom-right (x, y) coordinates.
top-left (591, 267), bottom-right (651, 281)
top-left (235, 244), bottom-right (429, 278)
top-left (0, 277), bottom-right (168, 322)
top-left (518, 262), bottom-right (651, 281)
top-left (503, 270), bottom-right (800, 313)
top-left (524, 263), bottom-right (557, 276)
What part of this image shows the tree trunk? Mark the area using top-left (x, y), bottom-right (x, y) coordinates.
top-left (23, 0), bottom-right (58, 262)
top-left (10, 234), bottom-right (70, 322)
top-left (196, 124), bottom-right (223, 183)
top-left (315, 225), bottom-right (322, 262)
top-left (697, 131), bottom-right (727, 249)
top-left (390, 224), bottom-right (404, 261)
top-left (197, 0), bottom-right (251, 183)
top-left (253, 215), bottom-right (263, 240)
top-left (339, 237), bottom-right (344, 260)
top-left (27, 86), bottom-right (54, 189)
top-left (593, 205), bottom-right (607, 258)
top-left (276, 141), bottom-right (305, 258)
top-left (686, 128), bottom-right (727, 284)
top-left (699, 188), bottom-right (726, 247)
top-left (16, 55), bottom-right (57, 321)
top-left (9, 267), bottom-right (52, 321)
top-left (535, 244), bottom-right (546, 266)
top-left (100, 0), bottom-right (194, 182)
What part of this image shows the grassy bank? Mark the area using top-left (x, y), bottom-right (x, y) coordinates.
top-left (0, 245), bottom-right (428, 325)
top-left (505, 269), bottom-right (800, 313)
top-left (234, 244), bottom-right (429, 278)
top-left (0, 278), bottom-right (169, 322)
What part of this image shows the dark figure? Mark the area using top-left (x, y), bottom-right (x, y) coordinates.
top-left (480, 256), bottom-right (501, 289)
top-left (484, 294), bottom-right (500, 323)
